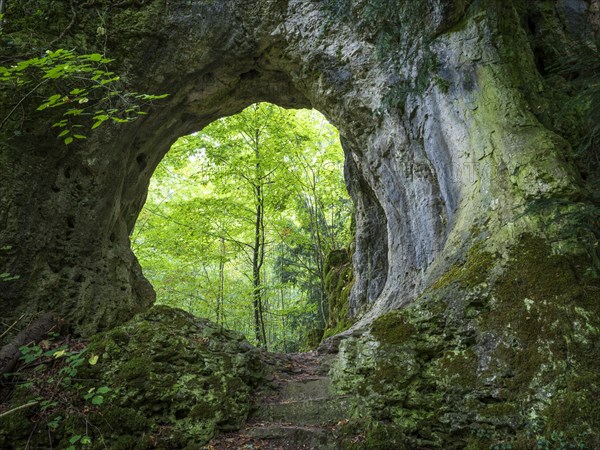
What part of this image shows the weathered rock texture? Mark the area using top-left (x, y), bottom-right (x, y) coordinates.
top-left (332, 234), bottom-right (600, 447)
top-left (0, 0), bottom-right (596, 333)
top-left (1, 0), bottom-right (599, 447)
top-left (0, 306), bottom-right (265, 449)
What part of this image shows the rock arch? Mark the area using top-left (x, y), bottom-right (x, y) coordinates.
top-left (0, 0), bottom-right (596, 340)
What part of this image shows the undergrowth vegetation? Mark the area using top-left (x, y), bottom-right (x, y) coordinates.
top-left (0, 333), bottom-right (111, 449)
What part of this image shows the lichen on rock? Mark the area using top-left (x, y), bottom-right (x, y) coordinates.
top-left (330, 234), bottom-right (600, 448)
top-left (86, 306), bottom-right (265, 447)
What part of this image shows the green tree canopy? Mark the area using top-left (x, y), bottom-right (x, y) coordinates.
top-left (133, 103), bottom-right (351, 351)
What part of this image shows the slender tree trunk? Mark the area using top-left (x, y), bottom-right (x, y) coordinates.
top-left (279, 245), bottom-right (287, 351)
top-left (258, 187), bottom-right (267, 348)
top-left (252, 128), bottom-right (267, 348)
top-left (216, 236), bottom-right (225, 325)
top-left (252, 184), bottom-right (268, 348)
top-left (307, 172), bottom-right (327, 326)
top-left (252, 188), bottom-right (263, 345)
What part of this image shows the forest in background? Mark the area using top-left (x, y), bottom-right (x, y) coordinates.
top-left (132, 103), bottom-right (352, 352)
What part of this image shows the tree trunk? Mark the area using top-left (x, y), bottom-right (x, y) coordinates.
top-left (251, 129), bottom-right (267, 348)
top-left (216, 236), bottom-right (225, 325)
top-left (252, 196), bottom-right (264, 347)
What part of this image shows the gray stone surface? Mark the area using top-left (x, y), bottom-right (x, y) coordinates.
top-left (279, 377), bottom-right (331, 401)
top-left (0, 0), bottom-right (596, 340)
top-left (251, 396), bottom-right (351, 425)
top-left (246, 425), bottom-right (339, 449)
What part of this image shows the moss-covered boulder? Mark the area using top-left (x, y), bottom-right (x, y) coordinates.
top-left (0, 306), bottom-right (265, 449)
top-left (331, 234), bottom-right (600, 449)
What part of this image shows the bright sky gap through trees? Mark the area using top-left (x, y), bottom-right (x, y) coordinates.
top-left (132, 103), bottom-right (352, 352)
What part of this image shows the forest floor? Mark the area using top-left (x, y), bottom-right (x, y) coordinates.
top-left (206, 351), bottom-right (357, 450)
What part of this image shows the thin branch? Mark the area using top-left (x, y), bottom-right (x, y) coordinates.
top-left (0, 79), bottom-right (49, 131)
top-left (0, 401), bottom-right (39, 419)
top-left (0, 314), bottom-right (25, 340)
top-left (47, 0), bottom-right (77, 48)
top-left (141, 206), bottom-right (254, 251)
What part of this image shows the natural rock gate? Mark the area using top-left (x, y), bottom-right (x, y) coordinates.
top-left (1, 0), bottom-right (590, 333)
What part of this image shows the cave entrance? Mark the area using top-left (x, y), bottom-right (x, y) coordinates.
top-left (132, 103), bottom-right (352, 352)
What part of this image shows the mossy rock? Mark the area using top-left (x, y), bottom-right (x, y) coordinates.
top-left (323, 248), bottom-right (355, 339)
top-left (430, 239), bottom-right (495, 291)
top-left (338, 419), bottom-right (408, 450)
top-left (0, 306), bottom-right (265, 449)
top-left (85, 306), bottom-right (265, 446)
top-left (370, 311), bottom-right (417, 345)
top-left (325, 249), bottom-right (350, 271)
top-left (331, 234), bottom-right (600, 448)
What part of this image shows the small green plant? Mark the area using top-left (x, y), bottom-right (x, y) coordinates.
top-left (3, 335), bottom-right (113, 449)
top-left (17, 343), bottom-right (44, 363)
top-left (66, 433), bottom-right (93, 450)
top-left (0, 271), bottom-right (19, 281)
top-left (83, 385), bottom-right (111, 405)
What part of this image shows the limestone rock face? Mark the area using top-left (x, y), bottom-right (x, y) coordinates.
top-left (0, 0), bottom-right (596, 334)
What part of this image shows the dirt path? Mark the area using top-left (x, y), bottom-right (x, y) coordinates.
top-left (206, 351), bottom-right (350, 450)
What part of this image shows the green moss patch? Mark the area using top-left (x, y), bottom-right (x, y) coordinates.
top-left (323, 249), bottom-right (355, 339)
top-left (370, 311), bottom-right (417, 345)
top-left (332, 233), bottom-right (600, 448)
top-left (431, 240), bottom-right (495, 291)
top-left (338, 419), bottom-right (408, 450)
top-left (0, 306), bottom-right (265, 449)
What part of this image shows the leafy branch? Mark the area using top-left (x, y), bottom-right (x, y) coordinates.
top-left (0, 48), bottom-right (168, 143)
